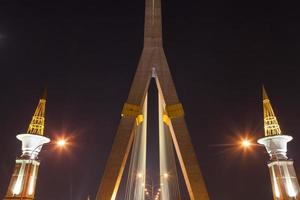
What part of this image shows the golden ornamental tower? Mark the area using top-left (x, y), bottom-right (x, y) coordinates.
top-left (258, 87), bottom-right (300, 200)
top-left (3, 90), bottom-right (50, 200)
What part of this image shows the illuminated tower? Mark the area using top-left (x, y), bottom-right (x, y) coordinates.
top-left (3, 91), bottom-right (50, 200)
top-left (258, 87), bottom-right (300, 200)
top-left (96, 0), bottom-right (209, 199)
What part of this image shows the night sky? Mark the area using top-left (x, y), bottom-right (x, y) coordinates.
top-left (1, 0), bottom-right (300, 200)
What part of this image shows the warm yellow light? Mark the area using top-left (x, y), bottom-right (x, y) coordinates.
top-left (56, 139), bottom-right (66, 147)
top-left (241, 139), bottom-right (252, 148)
top-left (51, 135), bottom-right (73, 153)
top-left (163, 173), bottom-right (169, 178)
top-left (137, 173), bottom-right (143, 178)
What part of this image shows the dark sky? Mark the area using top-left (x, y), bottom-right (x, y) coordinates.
top-left (1, 0), bottom-right (300, 200)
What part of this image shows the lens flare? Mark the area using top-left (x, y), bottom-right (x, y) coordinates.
top-left (240, 138), bottom-right (253, 149)
top-left (56, 139), bottom-right (66, 147)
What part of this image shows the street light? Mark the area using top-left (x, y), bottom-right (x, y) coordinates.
top-left (239, 136), bottom-right (255, 150)
top-left (56, 139), bottom-right (67, 147)
top-left (136, 173), bottom-right (163, 200)
top-left (241, 139), bottom-right (252, 148)
top-left (144, 182), bottom-right (161, 200)
top-left (142, 173), bottom-right (170, 200)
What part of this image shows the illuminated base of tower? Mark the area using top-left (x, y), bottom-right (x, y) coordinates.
top-left (3, 159), bottom-right (40, 200)
top-left (268, 160), bottom-right (300, 200)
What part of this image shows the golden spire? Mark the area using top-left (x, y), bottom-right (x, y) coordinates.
top-left (262, 86), bottom-right (282, 137)
top-left (27, 89), bottom-right (47, 135)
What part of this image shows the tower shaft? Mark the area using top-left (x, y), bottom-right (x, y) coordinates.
top-left (144, 0), bottom-right (162, 47)
top-left (3, 160), bottom-right (40, 200)
top-left (268, 160), bottom-right (300, 200)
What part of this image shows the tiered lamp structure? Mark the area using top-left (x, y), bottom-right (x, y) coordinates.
top-left (3, 91), bottom-right (50, 200)
top-left (258, 87), bottom-right (300, 200)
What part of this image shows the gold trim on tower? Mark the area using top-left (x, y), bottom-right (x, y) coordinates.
top-left (262, 86), bottom-right (282, 137)
top-left (27, 89), bottom-right (47, 136)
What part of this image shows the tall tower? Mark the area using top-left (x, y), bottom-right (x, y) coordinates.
top-left (3, 91), bottom-right (50, 200)
top-left (96, 0), bottom-right (209, 199)
top-left (258, 87), bottom-right (300, 200)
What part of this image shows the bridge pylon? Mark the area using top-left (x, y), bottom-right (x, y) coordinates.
top-left (96, 0), bottom-right (210, 199)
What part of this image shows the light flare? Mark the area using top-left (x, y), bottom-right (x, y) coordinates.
top-left (56, 139), bottom-right (66, 147)
top-left (241, 139), bottom-right (252, 148)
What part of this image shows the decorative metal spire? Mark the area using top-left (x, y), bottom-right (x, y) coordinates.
top-left (263, 86), bottom-right (282, 137)
top-left (27, 89), bottom-right (47, 135)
